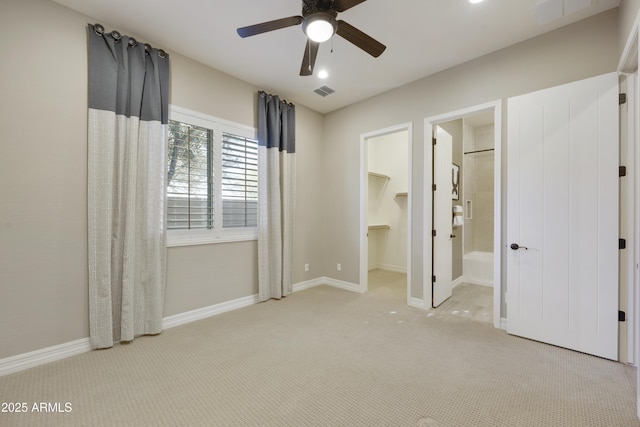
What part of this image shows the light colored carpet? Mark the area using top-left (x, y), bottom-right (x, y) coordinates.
top-left (0, 282), bottom-right (638, 426)
top-left (431, 282), bottom-right (493, 324)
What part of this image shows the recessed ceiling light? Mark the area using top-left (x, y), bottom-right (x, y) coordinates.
top-left (469, 0), bottom-right (484, 4)
top-left (318, 70), bottom-right (329, 79)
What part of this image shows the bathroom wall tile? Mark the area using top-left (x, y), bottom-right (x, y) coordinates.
top-left (474, 219), bottom-right (494, 252)
top-left (464, 220), bottom-right (474, 254)
top-left (475, 192), bottom-right (494, 221)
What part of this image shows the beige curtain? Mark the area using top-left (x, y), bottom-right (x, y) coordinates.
top-left (87, 24), bottom-right (170, 348)
top-left (257, 91), bottom-right (296, 301)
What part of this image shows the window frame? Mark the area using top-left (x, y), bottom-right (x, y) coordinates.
top-left (167, 105), bottom-right (258, 247)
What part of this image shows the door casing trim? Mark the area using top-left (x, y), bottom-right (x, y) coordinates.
top-left (424, 100), bottom-right (502, 328)
top-left (359, 123), bottom-right (414, 304)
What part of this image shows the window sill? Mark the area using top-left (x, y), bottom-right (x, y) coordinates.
top-left (167, 231), bottom-right (257, 247)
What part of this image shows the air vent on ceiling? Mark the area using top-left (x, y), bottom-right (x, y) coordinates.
top-left (314, 85), bottom-right (336, 97)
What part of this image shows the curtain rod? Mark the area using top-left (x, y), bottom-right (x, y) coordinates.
top-left (464, 148), bottom-right (494, 155)
top-left (259, 91), bottom-right (295, 107)
top-left (92, 23), bottom-right (167, 58)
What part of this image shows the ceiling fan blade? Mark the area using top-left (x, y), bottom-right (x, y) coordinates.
top-left (334, 0), bottom-right (367, 12)
top-left (300, 40), bottom-right (320, 76)
top-left (237, 16), bottom-right (303, 38)
top-left (336, 20), bottom-right (386, 58)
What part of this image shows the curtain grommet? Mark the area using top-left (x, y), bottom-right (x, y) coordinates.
top-left (158, 49), bottom-right (166, 58)
top-left (144, 43), bottom-right (152, 54)
top-left (111, 31), bottom-right (121, 42)
top-left (128, 37), bottom-right (138, 47)
top-left (94, 23), bottom-right (105, 36)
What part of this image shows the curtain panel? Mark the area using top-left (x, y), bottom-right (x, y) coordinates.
top-left (87, 24), bottom-right (170, 348)
top-left (257, 91), bottom-right (296, 301)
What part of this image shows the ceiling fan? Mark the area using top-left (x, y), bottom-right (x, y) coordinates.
top-left (236, 0), bottom-right (386, 76)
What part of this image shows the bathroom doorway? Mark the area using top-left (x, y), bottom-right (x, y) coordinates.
top-left (359, 123), bottom-right (414, 306)
top-left (432, 112), bottom-right (495, 322)
top-left (424, 101), bottom-right (501, 327)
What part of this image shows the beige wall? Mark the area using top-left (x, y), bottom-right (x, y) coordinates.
top-left (322, 9), bottom-right (620, 302)
top-left (0, 0), bottom-right (324, 359)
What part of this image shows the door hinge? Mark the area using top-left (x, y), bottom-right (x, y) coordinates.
top-left (619, 310), bottom-right (626, 322)
top-left (432, 184), bottom-right (437, 191)
top-left (432, 230), bottom-right (437, 237)
top-left (432, 137), bottom-right (437, 146)
top-left (432, 275), bottom-right (436, 283)
top-left (619, 239), bottom-right (627, 250)
top-left (619, 166), bottom-right (627, 177)
top-left (620, 93), bottom-right (627, 105)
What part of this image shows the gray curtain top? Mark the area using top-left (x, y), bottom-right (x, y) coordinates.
top-left (257, 91), bottom-right (296, 154)
top-left (88, 24), bottom-right (170, 124)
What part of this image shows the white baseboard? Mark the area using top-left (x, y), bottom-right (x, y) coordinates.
top-left (292, 276), bottom-right (361, 294)
top-left (323, 277), bottom-right (363, 293)
top-left (162, 294), bottom-right (259, 329)
top-left (293, 277), bottom-right (357, 293)
top-left (0, 338), bottom-right (92, 377)
top-left (451, 275), bottom-right (493, 288)
top-left (452, 276), bottom-right (465, 288)
top-left (408, 297), bottom-right (424, 309)
top-left (292, 277), bottom-right (327, 292)
top-left (466, 278), bottom-right (494, 287)
top-left (379, 264), bottom-right (408, 274)
top-left (368, 265), bottom-right (408, 274)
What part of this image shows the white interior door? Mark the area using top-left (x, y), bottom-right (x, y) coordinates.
top-left (433, 126), bottom-right (453, 307)
top-left (506, 72), bottom-right (619, 360)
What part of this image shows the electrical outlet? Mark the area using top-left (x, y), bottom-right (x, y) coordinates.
top-left (304, 264), bottom-right (309, 272)
top-left (337, 263), bottom-right (342, 271)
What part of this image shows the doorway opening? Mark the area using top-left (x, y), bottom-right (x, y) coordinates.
top-left (424, 101), bottom-right (502, 328)
top-left (359, 123), bottom-right (414, 306)
top-left (430, 116), bottom-right (495, 320)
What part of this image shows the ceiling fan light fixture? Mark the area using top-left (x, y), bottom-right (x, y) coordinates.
top-left (237, 1), bottom-right (386, 77)
top-left (303, 13), bottom-right (337, 43)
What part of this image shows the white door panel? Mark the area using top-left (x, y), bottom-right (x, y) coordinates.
top-left (433, 126), bottom-right (453, 307)
top-left (507, 72), bottom-right (619, 360)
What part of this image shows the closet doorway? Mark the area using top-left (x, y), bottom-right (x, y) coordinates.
top-left (359, 123), bottom-right (414, 306)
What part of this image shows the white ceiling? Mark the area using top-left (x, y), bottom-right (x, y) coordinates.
top-left (52, 0), bottom-right (620, 114)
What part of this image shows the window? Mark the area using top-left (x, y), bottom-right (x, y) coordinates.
top-left (167, 106), bottom-right (258, 246)
top-left (221, 133), bottom-right (258, 228)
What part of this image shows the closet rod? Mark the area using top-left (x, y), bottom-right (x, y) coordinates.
top-left (464, 148), bottom-right (495, 155)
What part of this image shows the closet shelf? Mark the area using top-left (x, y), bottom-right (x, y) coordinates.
top-left (395, 192), bottom-right (408, 198)
top-left (368, 225), bottom-right (391, 230)
top-left (368, 172), bottom-right (390, 180)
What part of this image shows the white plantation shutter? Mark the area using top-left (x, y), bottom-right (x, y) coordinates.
top-left (167, 121), bottom-right (213, 230)
top-left (166, 107), bottom-right (258, 245)
top-left (222, 133), bottom-right (258, 228)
